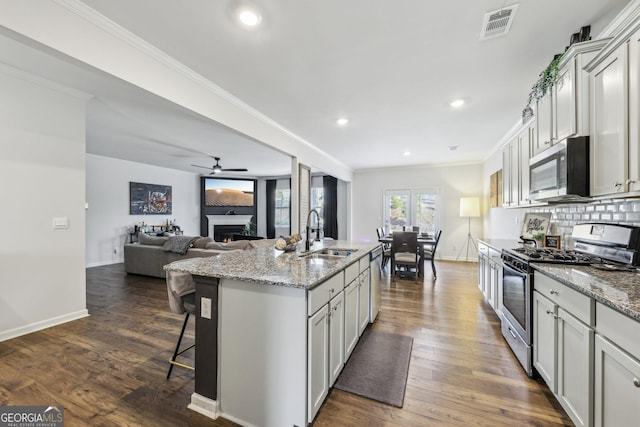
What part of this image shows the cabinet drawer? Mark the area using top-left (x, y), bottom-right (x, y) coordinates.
top-left (534, 272), bottom-right (594, 326)
top-left (308, 272), bottom-right (344, 316)
top-left (596, 302), bottom-right (640, 358)
top-left (344, 262), bottom-right (359, 285)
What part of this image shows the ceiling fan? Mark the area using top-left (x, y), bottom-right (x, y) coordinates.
top-left (191, 156), bottom-right (248, 174)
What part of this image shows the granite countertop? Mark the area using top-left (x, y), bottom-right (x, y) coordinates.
top-left (533, 264), bottom-right (640, 322)
top-left (164, 240), bottom-right (379, 289)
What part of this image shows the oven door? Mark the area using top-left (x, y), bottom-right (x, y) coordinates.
top-left (501, 262), bottom-right (531, 344)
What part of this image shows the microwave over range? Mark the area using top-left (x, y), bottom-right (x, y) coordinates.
top-left (528, 136), bottom-right (589, 202)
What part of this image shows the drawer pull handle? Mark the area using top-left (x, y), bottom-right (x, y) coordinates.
top-left (634, 378), bottom-right (640, 388)
top-left (550, 290), bottom-right (558, 295)
top-left (333, 305), bottom-right (338, 311)
top-left (329, 288), bottom-right (335, 293)
top-left (508, 327), bottom-right (517, 339)
top-left (546, 310), bottom-right (553, 315)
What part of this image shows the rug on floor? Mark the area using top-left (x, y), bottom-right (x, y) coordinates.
top-left (334, 328), bottom-right (413, 407)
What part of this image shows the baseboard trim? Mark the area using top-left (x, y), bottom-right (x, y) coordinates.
top-left (85, 260), bottom-right (124, 268)
top-left (0, 309), bottom-right (89, 342)
top-left (188, 393), bottom-right (219, 420)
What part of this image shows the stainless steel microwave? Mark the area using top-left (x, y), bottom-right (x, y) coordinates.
top-left (528, 136), bottom-right (589, 202)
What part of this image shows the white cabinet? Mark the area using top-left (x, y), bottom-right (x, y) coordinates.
top-left (626, 28), bottom-right (640, 192)
top-left (308, 305), bottom-right (329, 422)
top-left (478, 242), bottom-right (488, 294)
top-left (533, 272), bottom-right (594, 427)
top-left (589, 43), bottom-right (628, 196)
top-left (533, 291), bottom-right (557, 389)
top-left (344, 279), bottom-right (359, 359)
top-left (358, 268), bottom-right (370, 335)
top-left (557, 307), bottom-right (593, 427)
top-left (537, 93), bottom-right (554, 150)
top-left (502, 126), bottom-right (533, 207)
top-left (477, 242), bottom-right (501, 316)
top-left (554, 58), bottom-right (576, 141)
top-left (328, 292), bottom-right (345, 385)
top-left (594, 302), bottom-right (640, 427)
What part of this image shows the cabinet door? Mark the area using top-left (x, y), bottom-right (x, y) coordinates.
top-left (518, 128), bottom-right (531, 205)
top-left (488, 258), bottom-right (501, 311)
top-left (590, 44), bottom-right (628, 196)
top-left (557, 308), bottom-right (593, 427)
top-left (502, 144), bottom-right (512, 206)
top-left (358, 269), bottom-right (370, 335)
top-left (537, 93), bottom-right (554, 150)
top-left (555, 58), bottom-right (577, 141)
top-left (329, 292), bottom-right (345, 386)
top-left (510, 139), bottom-right (519, 205)
top-left (344, 280), bottom-right (359, 359)
top-left (594, 335), bottom-right (640, 427)
top-left (628, 29), bottom-right (640, 192)
top-left (308, 306), bottom-right (329, 423)
top-left (533, 291), bottom-right (557, 391)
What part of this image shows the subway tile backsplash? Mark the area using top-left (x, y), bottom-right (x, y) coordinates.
top-left (530, 198), bottom-right (640, 238)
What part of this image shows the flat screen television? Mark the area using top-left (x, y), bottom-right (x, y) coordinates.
top-left (204, 178), bottom-right (255, 207)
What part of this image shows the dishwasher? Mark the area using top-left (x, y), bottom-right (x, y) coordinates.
top-left (369, 245), bottom-right (382, 321)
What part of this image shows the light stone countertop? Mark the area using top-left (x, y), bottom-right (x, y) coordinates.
top-left (533, 264), bottom-right (640, 322)
top-left (164, 240), bottom-right (379, 289)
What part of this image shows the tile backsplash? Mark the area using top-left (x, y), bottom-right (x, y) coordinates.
top-left (530, 198), bottom-right (640, 246)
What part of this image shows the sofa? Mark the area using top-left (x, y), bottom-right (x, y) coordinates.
top-left (124, 233), bottom-right (274, 278)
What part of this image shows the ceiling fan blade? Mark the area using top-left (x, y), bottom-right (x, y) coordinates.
top-left (221, 168), bottom-right (248, 172)
top-left (191, 164), bottom-right (213, 170)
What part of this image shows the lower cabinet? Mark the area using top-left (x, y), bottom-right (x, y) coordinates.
top-left (533, 273), bottom-right (594, 427)
top-left (358, 268), bottom-right (370, 335)
top-left (328, 292), bottom-right (345, 385)
top-left (308, 305), bottom-right (329, 422)
top-left (477, 242), bottom-right (501, 316)
top-left (344, 279), bottom-right (359, 359)
top-left (594, 302), bottom-right (640, 427)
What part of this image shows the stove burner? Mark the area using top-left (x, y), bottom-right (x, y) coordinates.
top-left (506, 247), bottom-right (601, 264)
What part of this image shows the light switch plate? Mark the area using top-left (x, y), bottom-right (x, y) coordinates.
top-left (201, 297), bottom-right (212, 319)
top-left (52, 217), bottom-right (69, 229)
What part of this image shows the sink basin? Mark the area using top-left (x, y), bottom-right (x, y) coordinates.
top-left (300, 248), bottom-right (357, 259)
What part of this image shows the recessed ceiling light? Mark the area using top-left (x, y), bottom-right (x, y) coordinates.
top-left (237, 8), bottom-right (261, 27)
top-left (403, 151), bottom-right (411, 156)
top-left (449, 145), bottom-right (460, 151)
top-left (450, 99), bottom-right (465, 108)
top-left (336, 118), bottom-right (349, 126)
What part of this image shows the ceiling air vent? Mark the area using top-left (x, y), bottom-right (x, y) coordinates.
top-left (480, 4), bottom-right (519, 40)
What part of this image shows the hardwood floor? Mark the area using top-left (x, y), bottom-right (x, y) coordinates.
top-left (0, 261), bottom-right (572, 426)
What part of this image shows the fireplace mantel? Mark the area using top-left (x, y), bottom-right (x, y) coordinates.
top-left (206, 215), bottom-right (253, 239)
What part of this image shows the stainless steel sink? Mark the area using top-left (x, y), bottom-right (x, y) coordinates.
top-left (300, 248), bottom-right (357, 259)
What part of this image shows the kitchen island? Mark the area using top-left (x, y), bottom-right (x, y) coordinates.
top-left (165, 240), bottom-right (379, 427)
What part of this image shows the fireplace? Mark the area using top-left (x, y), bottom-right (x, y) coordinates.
top-left (213, 225), bottom-right (245, 242)
top-left (205, 215), bottom-right (253, 241)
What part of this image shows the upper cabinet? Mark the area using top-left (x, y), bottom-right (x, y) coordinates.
top-left (502, 123), bottom-right (534, 207)
top-left (535, 93), bottom-right (554, 154)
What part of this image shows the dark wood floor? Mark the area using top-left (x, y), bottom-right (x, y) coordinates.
top-left (0, 261), bottom-right (572, 426)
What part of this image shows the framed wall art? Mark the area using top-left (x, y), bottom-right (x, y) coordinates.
top-left (544, 235), bottom-right (561, 250)
top-left (129, 182), bottom-right (172, 215)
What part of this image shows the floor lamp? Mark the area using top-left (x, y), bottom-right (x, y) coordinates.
top-left (456, 196), bottom-right (480, 261)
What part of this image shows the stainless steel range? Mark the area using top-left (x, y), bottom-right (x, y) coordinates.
top-left (500, 222), bottom-right (640, 376)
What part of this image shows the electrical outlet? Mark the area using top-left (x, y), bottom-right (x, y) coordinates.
top-left (201, 297), bottom-right (212, 319)
top-left (113, 248), bottom-right (118, 254)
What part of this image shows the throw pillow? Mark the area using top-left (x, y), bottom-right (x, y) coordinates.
top-left (139, 233), bottom-right (169, 246)
top-left (205, 240), bottom-right (251, 251)
top-left (192, 236), bottom-right (213, 248)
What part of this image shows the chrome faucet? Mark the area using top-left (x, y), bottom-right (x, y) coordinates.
top-left (305, 208), bottom-right (321, 252)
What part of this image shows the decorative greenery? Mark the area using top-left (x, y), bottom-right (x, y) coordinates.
top-left (526, 53), bottom-right (563, 107)
top-left (242, 218), bottom-right (257, 236)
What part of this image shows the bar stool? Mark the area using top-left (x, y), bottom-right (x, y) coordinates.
top-left (166, 269), bottom-right (196, 379)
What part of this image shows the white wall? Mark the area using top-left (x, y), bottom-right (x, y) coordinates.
top-left (0, 66), bottom-right (88, 340)
top-left (86, 154), bottom-right (201, 267)
top-left (352, 163), bottom-right (484, 260)
top-left (482, 147), bottom-right (522, 239)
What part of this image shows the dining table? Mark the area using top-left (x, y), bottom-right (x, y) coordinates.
top-left (378, 233), bottom-right (436, 277)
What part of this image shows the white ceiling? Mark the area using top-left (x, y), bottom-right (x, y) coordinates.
top-left (0, 0), bottom-right (632, 176)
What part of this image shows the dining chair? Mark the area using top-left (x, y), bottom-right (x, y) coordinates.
top-left (391, 231), bottom-right (420, 281)
top-left (422, 230), bottom-right (442, 280)
top-left (376, 228), bottom-right (391, 269)
top-left (166, 268), bottom-right (196, 379)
